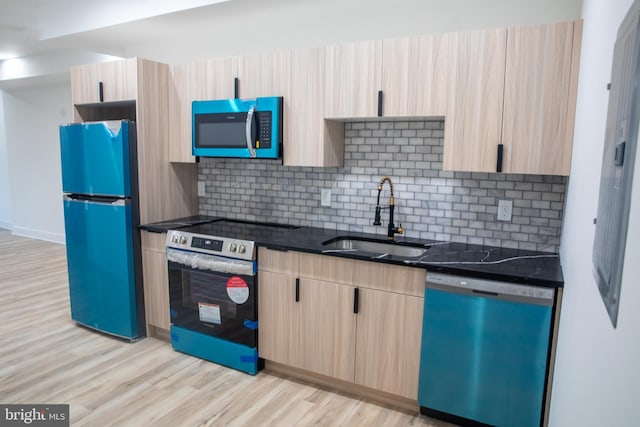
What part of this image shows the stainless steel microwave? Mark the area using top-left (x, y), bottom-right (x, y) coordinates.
top-left (192, 96), bottom-right (283, 159)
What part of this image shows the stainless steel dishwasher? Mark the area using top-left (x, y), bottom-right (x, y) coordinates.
top-left (418, 272), bottom-right (555, 427)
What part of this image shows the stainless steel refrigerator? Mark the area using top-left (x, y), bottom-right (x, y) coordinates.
top-left (59, 120), bottom-right (145, 340)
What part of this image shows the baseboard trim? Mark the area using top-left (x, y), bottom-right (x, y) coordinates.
top-left (264, 361), bottom-right (419, 414)
top-left (0, 219), bottom-right (11, 231)
top-left (12, 226), bottom-right (65, 244)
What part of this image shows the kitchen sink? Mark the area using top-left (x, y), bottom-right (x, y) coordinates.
top-left (322, 237), bottom-right (429, 258)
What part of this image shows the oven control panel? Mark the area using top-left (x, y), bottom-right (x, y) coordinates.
top-left (165, 230), bottom-right (256, 261)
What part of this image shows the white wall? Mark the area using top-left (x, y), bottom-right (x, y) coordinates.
top-left (0, 91), bottom-right (11, 229)
top-left (2, 84), bottom-right (72, 243)
top-left (123, 0), bottom-right (583, 63)
top-left (550, 0), bottom-right (640, 425)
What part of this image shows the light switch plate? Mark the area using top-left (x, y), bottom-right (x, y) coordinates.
top-left (321, 189), bottom-right (332, 207)
top-left (497, 199), bottom-right (513, 221)
top-left (197, 181), bottom-right (206, 197)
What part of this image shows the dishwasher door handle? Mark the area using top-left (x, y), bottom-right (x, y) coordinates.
top-left (472, 289), bottom-right (499, 297)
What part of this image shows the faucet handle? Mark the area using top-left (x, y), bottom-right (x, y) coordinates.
top-left (373, 206), bottom-right (382, 226)
top-left (397, 224), bottom-right (404, 234)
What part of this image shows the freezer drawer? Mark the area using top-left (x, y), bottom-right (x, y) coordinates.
top-left (60, 120), bottom-right (135, 197)
top-left (419, 275), bottom-right (553, 427)
top-left (63, 197), bottom-right (140, 339)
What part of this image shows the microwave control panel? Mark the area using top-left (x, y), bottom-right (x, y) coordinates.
top-left (255, 112), bottom-right (272, 149)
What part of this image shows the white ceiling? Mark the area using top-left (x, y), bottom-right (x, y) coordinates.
top-left (0, 0), bottom-right (231, 60)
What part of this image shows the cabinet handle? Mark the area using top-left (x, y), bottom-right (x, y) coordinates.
top-left (295, 278), bottom-right (300, 302)
top-left (354, 287), bottom-right (359, 314)
top-left (496, 144), bottom-right (504, 173)
top-left (234, 77), bottom-right (239, 99)
top-left (98, 82), bottom-right (104, 102)
top-left (377, 90), bottom-right (383, 117)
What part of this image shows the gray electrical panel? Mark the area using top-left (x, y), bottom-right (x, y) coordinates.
top-left (593, 0), bottom-right (640, 327)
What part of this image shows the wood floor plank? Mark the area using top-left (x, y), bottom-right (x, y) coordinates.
top-left (0, 228), bottom-right (455, 426)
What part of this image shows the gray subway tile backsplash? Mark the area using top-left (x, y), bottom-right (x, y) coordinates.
top-left (198, 120), bottom-right (566, 253)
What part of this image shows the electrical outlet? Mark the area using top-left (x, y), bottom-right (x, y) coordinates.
top-left (497, 200), bottom-right (513, 221)
top-left (321, 189), bottom-right (332, 207)
top-left (197, 181), bottom-right (206, 197)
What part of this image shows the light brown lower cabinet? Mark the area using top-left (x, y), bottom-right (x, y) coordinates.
top-left (355, 288), bottom-right (424, 399)
top-left (257, 247), bottom-right (425, 400)
top-left (257, 270), bottom-right (299, 366)
top-left (141, 231), bottom-right (170, 335)
top-left (298, 278), bottom-right (357, 382)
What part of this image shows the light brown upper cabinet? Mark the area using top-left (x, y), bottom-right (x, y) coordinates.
top-left (236, 52), bottom-right (289, 99)
top-left (325, 41), bottom-right (383, 119)
top-left (382, 34), bottom-right (449, 117)
top-left (443, 28), bottom-right (508, 173)
top-left (236, 49), bottom-right (345, 167)
top-left (71, 58), bottom-right (138, 105)
top-left (502, 21), bottom-right (580, 175)
top-left (444, 21), bottom-right (581, 175)
top-left (168, 58), bottom-right (236, 163)
top-left (287, 48), bottom-right (344, 167)
top-left (325, 36), bottom-right (448, 119)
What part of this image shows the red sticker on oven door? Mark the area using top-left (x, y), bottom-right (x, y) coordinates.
top-left (227, 276), bottom-right (249, 304)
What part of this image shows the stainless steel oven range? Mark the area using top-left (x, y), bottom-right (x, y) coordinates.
top-left (165, 219), bottom-right (293, 375)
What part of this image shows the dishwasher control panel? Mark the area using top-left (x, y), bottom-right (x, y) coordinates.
top-left (425, 272), bottom-right (555, 305)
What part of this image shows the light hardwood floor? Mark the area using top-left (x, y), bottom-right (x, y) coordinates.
top-left (0, 229), bottom-right (454, 427)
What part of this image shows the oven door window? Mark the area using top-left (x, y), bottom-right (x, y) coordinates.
top-left (168, 261), bottom-right (256, 348)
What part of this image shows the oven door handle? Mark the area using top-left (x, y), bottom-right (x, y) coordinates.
top-left (166, 248), bottom-right (255, 276)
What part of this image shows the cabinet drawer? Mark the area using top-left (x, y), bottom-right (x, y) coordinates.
top-left (299, 252), bottom-right (354, 285)
top-left (352, 259), bottom-right (425, 297)
top-left (258, 247), bottom-right (299, 275)
top-left (141, 231), bottom-right (167, 253)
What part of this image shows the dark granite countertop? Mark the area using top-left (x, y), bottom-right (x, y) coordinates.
top-left (140, 216), bottom-right (563, 288)
top-left (139, 215), bottom-right (219, 233)
top-left (257, 226), bottom-right (564, 288)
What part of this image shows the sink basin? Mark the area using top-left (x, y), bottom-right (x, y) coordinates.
top-left (322, 237), bottom-right (429, 258)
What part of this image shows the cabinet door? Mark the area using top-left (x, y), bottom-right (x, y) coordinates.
top-left (443, 29), bottom-right (507, 172)
top-left (382, 34), bottom-right (449, 117)
top-left (298, 278), bottom-right (357, 382)
top-left (236, 51), bottom-right (289, 99)
top-left (141, 249), bottom-right (170, 331)
top-left (258, 271), bottom-right (299, 366)
top-left (502, 22), bottom-right (577, 175)
top-left (355, 289), bottom-right (424, 399)
top-left (168, 58), bottom-right (236, 163)
top-left (325, 40), bottom-right (382, 118)
top-left (286, 47), bottom-right (345, 167)
top-left (70, 58), bottom-right (138, 104)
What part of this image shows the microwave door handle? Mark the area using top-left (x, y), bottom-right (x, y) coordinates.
top-left (245, 106), bottom-right (257, 158)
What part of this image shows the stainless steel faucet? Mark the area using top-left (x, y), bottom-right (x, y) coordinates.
top-left (373, 176), bottom-right (404, 240)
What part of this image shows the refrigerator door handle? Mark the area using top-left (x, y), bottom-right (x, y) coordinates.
top-left (64, 194), bottom-right (129, 206)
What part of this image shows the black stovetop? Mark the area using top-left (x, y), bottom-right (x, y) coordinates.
top-left (181, 219), bottom-right (298, 242)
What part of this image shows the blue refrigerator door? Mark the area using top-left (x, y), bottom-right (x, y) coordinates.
top-left (63, 197), bottom-right (140, 339)
top-left (60, 121), bottom-right (132, 197)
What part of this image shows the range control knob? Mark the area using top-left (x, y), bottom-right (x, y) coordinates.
top-left (238, 244), bottom-right (246, 254)
top-left (171, 234), bottom-right (178, 244)
top-left (179, 235), bottom-right (187, 244)
top-left (229, 243), bottom-right (237, 252)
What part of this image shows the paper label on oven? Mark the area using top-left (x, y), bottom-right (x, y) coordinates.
top-left (198, 302), bottom-right (221, 324)
top-left (227, 276), bottom-right (249, 304)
